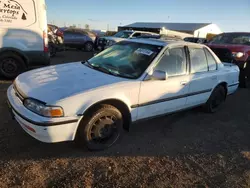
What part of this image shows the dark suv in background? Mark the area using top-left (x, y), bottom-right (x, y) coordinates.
top-left (63, 29), bottom-right (97, 51)
top-left (207, 32), bottom-right (250, 88)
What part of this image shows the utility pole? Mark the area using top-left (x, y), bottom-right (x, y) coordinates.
top-left (107, 24), bottom-right (109, 31)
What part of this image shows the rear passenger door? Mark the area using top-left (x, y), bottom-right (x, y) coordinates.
top-left (186, 46), bottom-right (218, 107)
top-left (63, 31), bottom-right (76, 47)
top-left (72, 32), bottom-right (86, 47)
top-left (64, 31), bottom-right (86, 48)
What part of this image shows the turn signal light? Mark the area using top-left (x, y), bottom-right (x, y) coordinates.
top-left (49, 108), bottom-right (64, 117)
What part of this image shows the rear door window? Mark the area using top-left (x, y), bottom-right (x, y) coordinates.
top-left (64, 31), bottom-right (75, 37)
top-left (204, 48), bottom-right (217, 71)
top-left (74, 32), bottom-right (86, 39)
top-left (0, 0), bottom-right (36, 27)
top-left (189, 48), bottom-right (208, 73)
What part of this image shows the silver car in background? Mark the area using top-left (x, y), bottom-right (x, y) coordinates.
top-left (97, 30), bottom-right (159, 50)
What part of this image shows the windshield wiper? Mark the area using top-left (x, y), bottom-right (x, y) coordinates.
top-left (84, 61), bottom-right (135, 79)
top-left (97, 66), bottom-right (120, 77)
top-left (103, 63), bottom-right (137, 79)
top-left (85, 62), bottom-right (119, 76)
top-left (83, 60), bottom-right (94, 68)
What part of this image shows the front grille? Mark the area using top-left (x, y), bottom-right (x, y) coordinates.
top-left (13, 84), bottom-right (24, 101)
top-left (97, 38), bottom-right (106, 46)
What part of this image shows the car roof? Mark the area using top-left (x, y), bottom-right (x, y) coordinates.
top-left (223, 32), bottom-right (250, 35)
top-left (121, 30), bottom-right (133, 33)
top-left (126, 38), bottom-right (206, 48)
top-left (121, 30), bottom-right (157, 34)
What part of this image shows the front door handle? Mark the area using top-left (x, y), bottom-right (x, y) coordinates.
top-left (180, 81), bottom-right (187, 86)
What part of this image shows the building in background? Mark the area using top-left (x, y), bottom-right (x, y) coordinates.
top-left (118, 22), bottom-right (222, 39)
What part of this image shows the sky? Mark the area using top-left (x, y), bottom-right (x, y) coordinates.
top-left (46, 0), bottom-right (250, 32)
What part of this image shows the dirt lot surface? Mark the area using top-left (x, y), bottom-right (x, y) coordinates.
top-left (1, 51), bottom-right (250, 188)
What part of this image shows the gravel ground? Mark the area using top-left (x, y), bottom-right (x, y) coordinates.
top-left (0, 51), bottom-right (250, 188)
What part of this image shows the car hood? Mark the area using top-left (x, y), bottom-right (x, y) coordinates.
top-left (102, 36), bottom-right (125, 42)
top-left (14, 62), bottom-right (127, 103)
top-left (207, 43), bottom-right (250, 53)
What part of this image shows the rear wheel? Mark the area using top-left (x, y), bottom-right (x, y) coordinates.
top-left (84, 42), bottom-right (94, 52)
top-left (49, 42), bottom-right (57, 58)
top-left (204, 85), bottom-right (226, 113)
top-left (76, 104), bottom-right (123, 151)
top-left (0, 52), bottom-right (26, 79)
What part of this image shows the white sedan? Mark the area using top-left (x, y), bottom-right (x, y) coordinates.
top-left (7, 39), bottom-right (240, 150)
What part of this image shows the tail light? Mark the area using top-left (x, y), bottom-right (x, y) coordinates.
top-left (56, 29), bottom-right (63, 37)
top-left (43, 30), bottom-right (49, 52)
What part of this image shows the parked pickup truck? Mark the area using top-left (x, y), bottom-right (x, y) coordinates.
top-left (207, 32), bottom-right (250, 88)
top-left (7, 39), bottom-right (239, 151)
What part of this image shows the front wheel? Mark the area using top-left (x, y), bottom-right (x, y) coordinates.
top-left (76, 104), bottom-right (123, 151)
top-left (204, 85), bottom-right (226, 113)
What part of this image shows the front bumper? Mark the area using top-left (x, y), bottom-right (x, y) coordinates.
top-left (7, 85), bottom-right (80, 143)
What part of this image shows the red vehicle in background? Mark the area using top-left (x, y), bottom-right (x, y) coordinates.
top-left (207, 32), bottom-right (250, 88)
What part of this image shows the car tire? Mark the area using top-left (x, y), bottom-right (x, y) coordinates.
top-left (76, 104), bottom-right (123, 151)
top-left (204, 85), bottom-right (226, 113)
top-left (84, 42), bottom-right (94, 52)
top-left (49, 42), bottom-right (57, 58)
top-left (0, 52), bottom-right (26, 79)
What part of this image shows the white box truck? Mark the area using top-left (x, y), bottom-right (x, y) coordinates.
top-left (0, 0), bottom-right (49, 78)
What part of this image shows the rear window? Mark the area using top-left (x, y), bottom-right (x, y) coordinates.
top-left (63, 31), bottom-right (76, 36)
top-left (0, 0), bottom-right (36, 27)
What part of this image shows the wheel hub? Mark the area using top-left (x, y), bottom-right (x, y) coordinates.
top-left (91, 116), bottom-right (116, 141)
top-left (2, 59), bottom-right (17, 73)
top-left (100, 124), bottom-right (113, 138)
top-left (86, 44), bottom-right (92, 51)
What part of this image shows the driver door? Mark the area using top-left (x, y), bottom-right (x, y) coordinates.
top-left (137, 46), bottom-right (191, 120)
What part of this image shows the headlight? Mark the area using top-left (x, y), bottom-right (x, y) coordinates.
top-left (24, 98), bottom-right (64, 117)
top-left (232, 52), bottom-right (244, 58)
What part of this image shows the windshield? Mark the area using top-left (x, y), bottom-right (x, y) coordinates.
top-left (87, 41), bottom-right (162, 79)
top-left (210, 33), bottom-right (250, 45)
top-left (113, 31), bottom-right (133, 38)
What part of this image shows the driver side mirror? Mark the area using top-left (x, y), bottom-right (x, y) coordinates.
top-left (148, 70), bottom-right (168, 81)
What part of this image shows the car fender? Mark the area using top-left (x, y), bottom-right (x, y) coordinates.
top-left (0, 47), bottom-right (29, 65)
top-left (65, 92), bottom-right (133, 140)
top-left (212, 80), bottom-right (228, 93)
top-left (77, 92), bottom-right (133, 116)
top-left (56, 82), bottom-right (140, 117)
